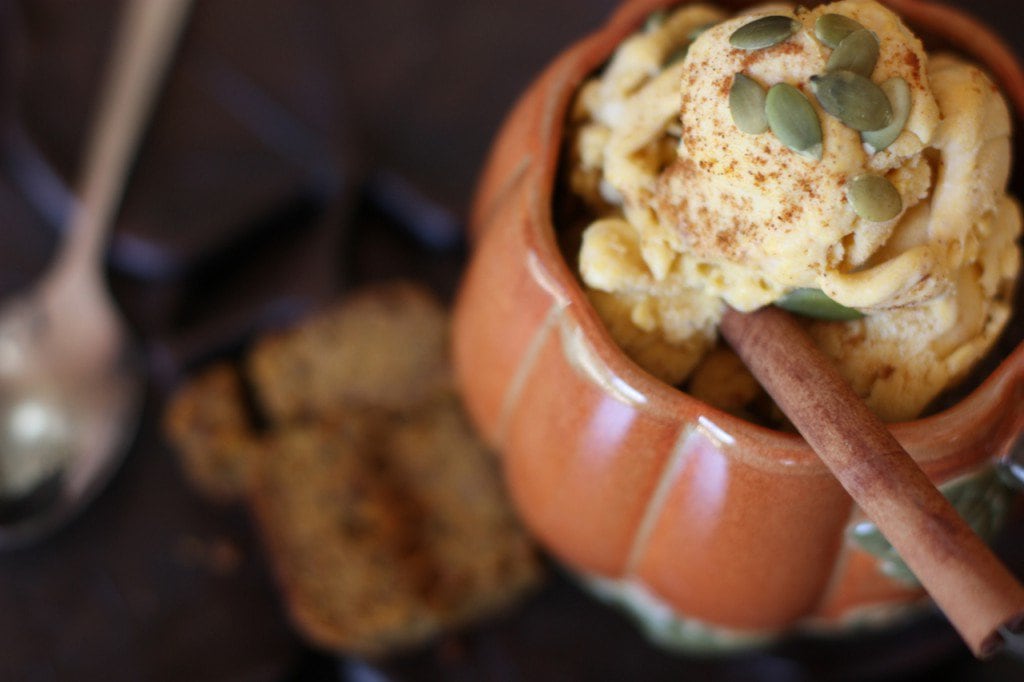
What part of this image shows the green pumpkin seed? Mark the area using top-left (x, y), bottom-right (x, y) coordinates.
top-left (645, 9), bottom-right (667, 32)
top-left (826, 29), bottom-right (879, 77)
top-left (862, 77), bottom-right (911, 152)
top-left (765, 83), bottom-right (822, 159)
top-left (729, 15), bottom-right (800, 50)
top-left (729, 74), bottom-right (768, 134)
top-left (814, 13), bottom-right (865, 48)
top-left (665, 45), bottom-right (689, 65)
top-left (848, 173), bottom-right (902, 221)
top-left (810, 71), bottom-right (892, 131)
top-left (776, 288), bottom-right (864, 320)
top-left (688, 22), bottom-right (715, 42)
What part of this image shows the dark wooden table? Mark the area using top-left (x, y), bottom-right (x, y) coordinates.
top-left (1, 1), bottom-right (1023, 680)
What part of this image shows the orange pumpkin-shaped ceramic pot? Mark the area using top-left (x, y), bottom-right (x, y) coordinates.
top-left (453, 0), bottom-right (1024, 650)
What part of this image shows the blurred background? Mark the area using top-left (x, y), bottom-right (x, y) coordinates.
top-left (0, 0), bottom-right (1023, 680)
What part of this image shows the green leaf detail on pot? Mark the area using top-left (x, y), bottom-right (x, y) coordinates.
top-left (847, 467), bottom-right (1015, 586)
top-left (579, 573), bottom-right (777, 653)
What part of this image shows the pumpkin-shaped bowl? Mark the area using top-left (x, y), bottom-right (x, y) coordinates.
top-left (453, 0), bottom-right (1024, 652)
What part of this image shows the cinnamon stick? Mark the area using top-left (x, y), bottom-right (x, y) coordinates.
top-left (720, 305), bottom-right (1024, 659)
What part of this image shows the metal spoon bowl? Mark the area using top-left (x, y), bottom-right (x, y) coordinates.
top-left (0, 297), bottom-right (144, 546)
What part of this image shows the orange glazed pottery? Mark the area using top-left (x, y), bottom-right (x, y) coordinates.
top-left (452, 0), bottom-right (1024, 651)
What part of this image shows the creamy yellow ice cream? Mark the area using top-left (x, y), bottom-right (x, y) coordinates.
top-left (570, 0), bottom-right (1021, 422)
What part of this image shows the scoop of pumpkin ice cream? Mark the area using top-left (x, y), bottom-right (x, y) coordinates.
top-left (656, 0), bottom-right (942, 311)
top-left (571, 0), bottom-right (1021, 420)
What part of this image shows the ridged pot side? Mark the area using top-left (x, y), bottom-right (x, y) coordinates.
top-left (452, 0), bottom-right (1024, 635)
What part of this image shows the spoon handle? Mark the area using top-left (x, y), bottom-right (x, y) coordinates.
top-left (57, 0), bottom-right (194, 279)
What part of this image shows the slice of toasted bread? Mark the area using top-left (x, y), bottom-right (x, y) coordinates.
top-left (247, 412), bottom-right (446, 657)
top-left (384, 393), bottom-right (541, 624)
top-left (248, 398), bottom-right (541, 658)
top-left (246, 282), bottom-right (451, 423)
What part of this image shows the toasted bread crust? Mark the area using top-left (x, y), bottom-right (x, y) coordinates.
top-left (163, 363), bottom-right (255, 502)
top-left (247, 282), bottom-right (452, 422)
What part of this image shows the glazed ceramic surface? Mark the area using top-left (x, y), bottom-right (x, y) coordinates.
top-left (452, 0), bottom-right (1024, 649)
